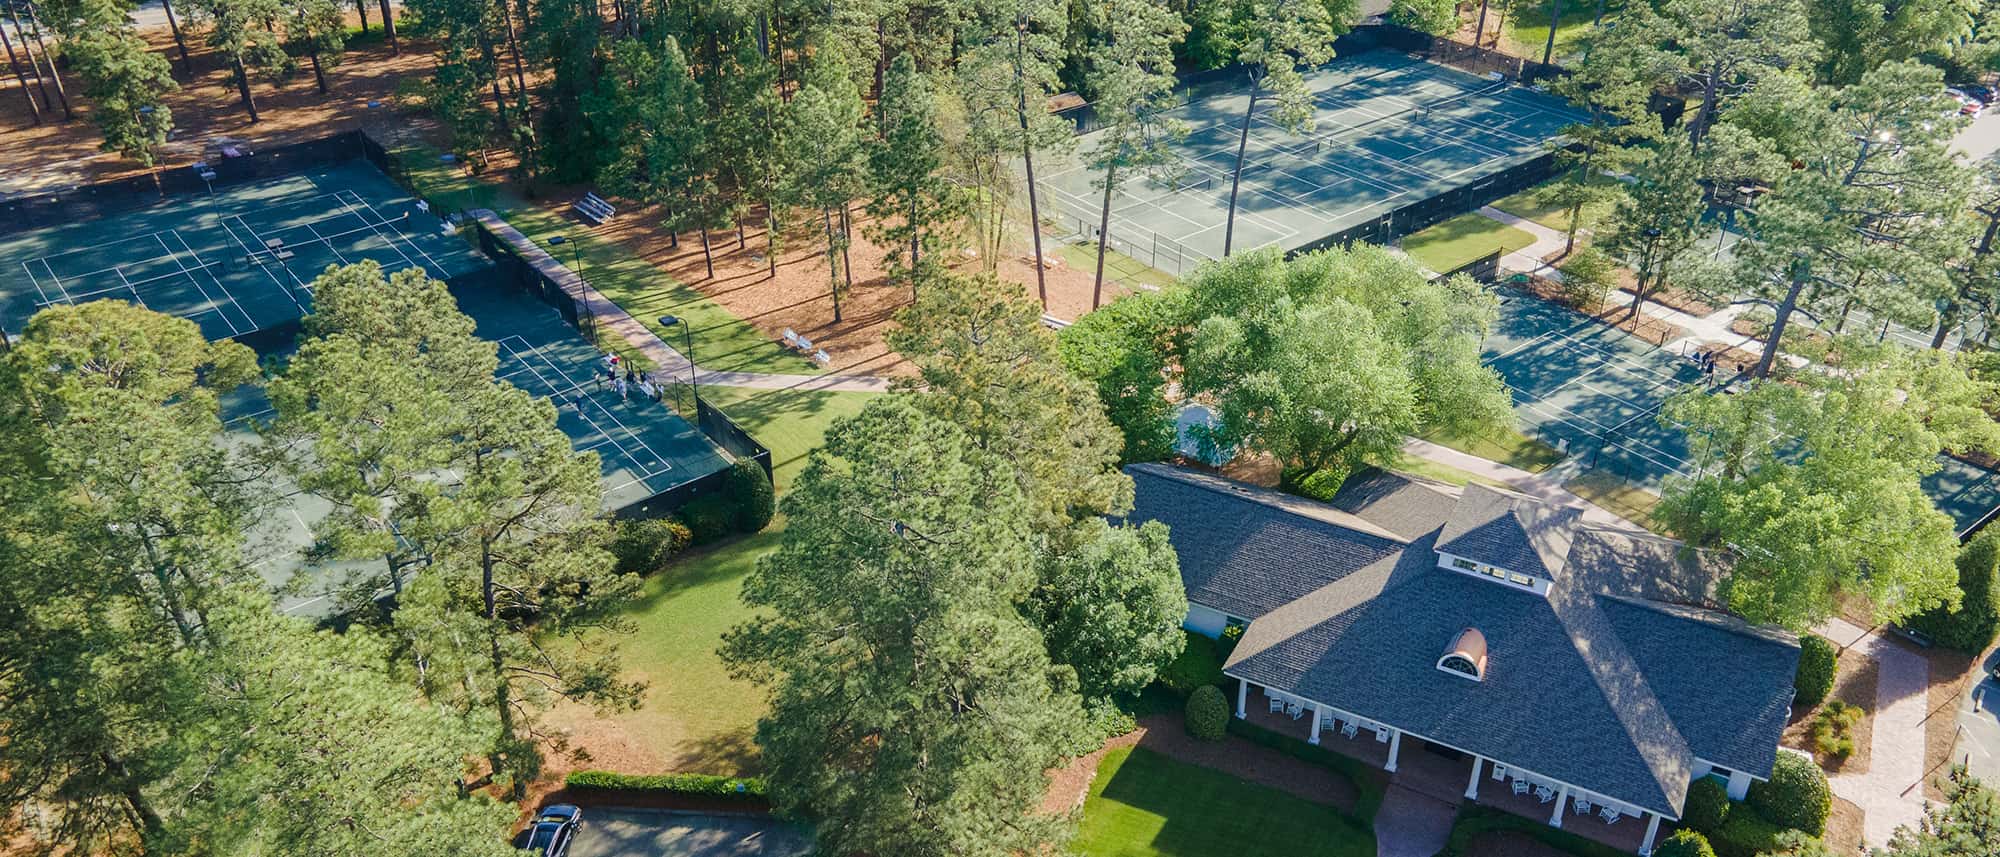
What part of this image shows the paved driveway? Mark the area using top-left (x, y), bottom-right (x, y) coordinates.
top-left (569, 808), bottom-right (810, 857)
top-left (1957, 662), bottom-right (2000, 785)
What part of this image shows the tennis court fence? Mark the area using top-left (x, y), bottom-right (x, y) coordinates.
top-left (1050, 208), bottom-right (1213, 278)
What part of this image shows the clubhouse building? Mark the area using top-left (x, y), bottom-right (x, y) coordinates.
top-left (1123, 464), bottom-right (1802, 855)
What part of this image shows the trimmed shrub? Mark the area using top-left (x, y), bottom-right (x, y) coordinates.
top-left (1682, 776), bottom-right (1731, 833)
top-left (1216, 624), bottom-right (1244, 663)
top-left (1653, 829), bottom-right (1716, 857)
top-left (723, 459), bottom-right (774, 534)
top-left (1809, 701), bottom-right (1863, 760)
top-left (1747, 753), bottom-right (1830, 835)
top-left (564, 770), bottom-right (766, 801)
top-left (677, 494), bottom-right (736, 545)
top-left (1185, 685), bottom-right (1229, 741)
top-left (1157, 631), bottom-right (1225, 696)
top-left (1905, 531), bottom-right (2000, 654)
top-left (1793, 634), bottom-right (1838, 710)
top-left (1282, 463), bottom-right (1352, 502)
top-left (1707, 809), bottom-right (1786, 857)
top-left (608, 517), bottom-right (693, 574)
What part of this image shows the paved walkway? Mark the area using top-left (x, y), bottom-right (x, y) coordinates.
top-left (469, 211), bottom-right (893, 394)
top-left (1375, 786), bottom-right (1459, 857)
top-left (1478, 205), bottom-right (1566, 276)
top-left (1401, 437), bottom-right (1642, 530)
top-left (1821, 630), bottom-right (1931, 847)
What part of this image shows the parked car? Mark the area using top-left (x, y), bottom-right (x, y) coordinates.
top-left (1958, 83), bottom-right (1998, 104)
top-left (1947, 88), bottom-right (1984, 117)
top-left (523, 805), bottom-right (581, 857)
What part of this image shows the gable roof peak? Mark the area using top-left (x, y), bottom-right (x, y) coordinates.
top-left (1436, 484), bottom-right (1583, 580)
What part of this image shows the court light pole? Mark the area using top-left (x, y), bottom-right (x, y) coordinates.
top-left (549, 234), bottom-right (592, 343)
top-left (658, 315), bottom-right (698, 409)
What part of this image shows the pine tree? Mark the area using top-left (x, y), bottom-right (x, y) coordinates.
top-left (189, 0), bottom-right (293, 122)
top-left (1081, 0), bottom-right (1186, 307)
top-left (781, 47), bottom-right (870, 321)
top-left (1219, 0), bottom-right (1340, 257)
top-left (284, 0), bottom-right (348, 95)
top-left (961, 0), bottom-right (1071, 307)
top-left (866, 54), bottom-right (967, 296)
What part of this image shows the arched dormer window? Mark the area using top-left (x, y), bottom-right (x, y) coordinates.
top-left (1436, 627), bottom-right (1488, 682)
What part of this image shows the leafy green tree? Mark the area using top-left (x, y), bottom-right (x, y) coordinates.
top-left (1080, 0), bottom-right (1186, 308)
top-left (1058, 287), bottom-right (1184, 463)
top-left (1604, 135), bottom-right (1707, 319)
top-left (721, 400), bottom-right (1083, 857)
top-left (866, 54), bottom-right (966, 296)
top-left (267, 263), bottom-right (489, 609)
top-left (1557, 245), bottom-right (1617, 311)
top-left (189, 0), bottom-right (292, 121)
top-left (1387, 0), bottom-right (1459, 34)
top-left (1220, 0), bottom-right (1341, 256)
top-left (1179, 246), bottom-right (1514, 476)
top-left (961, 0), bottom-right (1071, 306)
top-left (1545, 9), bottom-right (1668, 255)
top-left (782, 48), bottom-right (870, 321)
top-left (1033, 518), bottom-right (1186, 701)
top-left (284, 0), bottom-right (347, 94)
top-left (1661, 344), bottom-right (2000, 628)
top-left (526, 0), bottom-right (604, 182)
top-left (1730, 61), bottom-right (1972, 379)
top-left (39, 0), bottom-right (177, 164)
top-left (0, 302), bottom-right (259, 848)
top-left (1655, 0), bottom-right (1814, 150)
top-left (1810, 0), bottom-right (1981, 84)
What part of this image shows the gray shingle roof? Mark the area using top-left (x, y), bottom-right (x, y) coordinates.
top-left (1123, 465), bottom-right (1801, 819)
top-left (1329, 468), bottom-right (1462, 540)
top-left (1437, 484), bottom-right (1583, 579)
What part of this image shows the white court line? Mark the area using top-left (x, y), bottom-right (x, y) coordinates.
top-left (219, 215), bottom-right (309, 312)
top-left (156, 232), bottom-right (250, 336)
top-left (494, 336), bottom-right (676, 483)
top-left (304, 220), bottom-right (352, 266)
top-left (109, 266), bottom-right (151, 311)
top-left (335, 191), bottom-right (451, 280)
top-left (165, 230), bottom-right (259, 333)
top-left (19, 260), bottom-right (54, 305)
top-left (40, 258), bottom-right (71, 304)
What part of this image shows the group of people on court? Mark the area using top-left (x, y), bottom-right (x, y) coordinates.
top-left (566, 352), bottom-right (662, 410)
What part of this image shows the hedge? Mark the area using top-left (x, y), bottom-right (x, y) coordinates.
top-left (1157, 631), bottom-right (1225, 696)
top-left (1746, 753), bottom-right (1830, 835)
top-left (1706, 809), bottom-right (1786, 857)
top-left (1905, 531), bottom-right (2000, 654)
top-left (677, 494), bottom-right (736, 545)
top-left (1225, 717), bottom-right (1386, 822)
top-left (1282, 463), bottom-right (1351, 502)
top-left (1682, 777), bottom-right (1730, 833)
top-left (1185, 685), bottom-right (1229, 741)
top-left (609, 517), bottom-right (693, 575)
top-left (1653, 829), bottom-right (1716, 857)
top-left (1793, 634), bottom-right (1837, 710)
top-left (1434, 804), bottom-right (1632, 857)
top-left (723, 459), bottom-right (774, 534)
top-left (564, 770), bottom-right (767, 801)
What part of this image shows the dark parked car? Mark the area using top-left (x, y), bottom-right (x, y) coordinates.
top-left (1957, 83), bottom-right (1998, 104)
top-left (523, 805), bottom-right (582, 857)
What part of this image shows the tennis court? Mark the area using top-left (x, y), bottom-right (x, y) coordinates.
top-left (1485, 292), bottom-right (1722, 487)
top-left (0, 160), bottom-right (483, 344)
top-left (1037, 49), bottom-right (1590, 274)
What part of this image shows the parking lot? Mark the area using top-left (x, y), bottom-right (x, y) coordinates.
top-left (567, 808), bottom-right (810, 857)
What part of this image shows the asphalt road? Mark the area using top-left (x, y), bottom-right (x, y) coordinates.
top-left (1955, 656), bottom-right (2000, 785)
top-left (568, 809), bottom-right (810, 857)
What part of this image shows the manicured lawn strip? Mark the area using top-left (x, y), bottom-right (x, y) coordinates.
top-left (1057, 240), bottom-right (1180, 290)
top-left (1400, 213), bottom-right (1537, 274)
top-left (1563, 469), bottom-right (1670, 535)
top-left (387, 145), bottom-right (815, 376)
top-left (1384, 456), bottom-right (1512, 489)
top-left (698, 385), bottom-right (880, 493)
top-left (1437, 804), bottom-right (1630, 857)
top-left (1416, 425), bottom-right (1565, 474)
top-left (1499, 0), bottom-right (1626, 64)
top-left (1487, 185), bottom-right (1615, 237)
top-left (1074, 747), bottom-right (1377, 857)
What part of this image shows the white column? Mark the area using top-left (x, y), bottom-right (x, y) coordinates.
top-left (1384, 729), bottom-right (1402, 773)
top-left (1307, 706), bottom-right (1324, 745)
top-left (1235, 681), bottom-right (1248, 719)
top-left (1549, 784), bottom-right (1570, 828)
top-left (1464, 756), bottom-right (1484, 799)
top-left (1637, 813), bottom-right (1662, 856)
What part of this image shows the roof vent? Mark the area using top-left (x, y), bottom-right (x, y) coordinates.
top-left (1437, 627), bottom-right (1487, 682)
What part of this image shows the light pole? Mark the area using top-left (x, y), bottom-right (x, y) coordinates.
top-left (658, 315), bottom-right (697, 409)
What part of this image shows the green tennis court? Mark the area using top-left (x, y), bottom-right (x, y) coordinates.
top-left (0, 160), bottom-right (485, 343)
top-left (1036, 48), bottom-right (1590, 275)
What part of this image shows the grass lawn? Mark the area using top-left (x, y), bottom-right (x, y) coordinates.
top-left (550, 383), bottom-right (878, 774)
top-left (1487, 184), bottom-right (1614, 237)
top-left (1499, 0), bottom-right (1625, 65)
top-left (1074, 747), bottom-right (1375, 857)
top-left (388, 145), bottom-right (815, 377)
top-left (1400, 213), bottom-right (1537, 274)
top-left (1058, 240), bottom-right (1179, 290)
top-left (1417, 425), bottom-right (1565, 474)
top-left (1563, 469), bottom-right (1669, 534)
top-left (1385, 455), bottom-right (1512, 489)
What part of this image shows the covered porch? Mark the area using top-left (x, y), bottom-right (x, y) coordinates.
top-left (1234, 682), bottom-right (1671, 855)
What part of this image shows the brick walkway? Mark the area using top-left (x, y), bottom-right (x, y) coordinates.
top-left (1825, 630), bottom-right (1931, 846)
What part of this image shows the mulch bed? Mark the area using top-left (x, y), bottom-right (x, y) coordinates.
top-left (1782, 652), bottom-right (1879, 777)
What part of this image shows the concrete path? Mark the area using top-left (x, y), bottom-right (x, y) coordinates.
top-left (1373, 785), bottom-right (1460, 857)
top-left (1479, 205), bottom-right (1566, 276)
top-left (1825, 632), bottom-right (1932, 848)
top-left (469, 211), bottom-right (893, 394)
